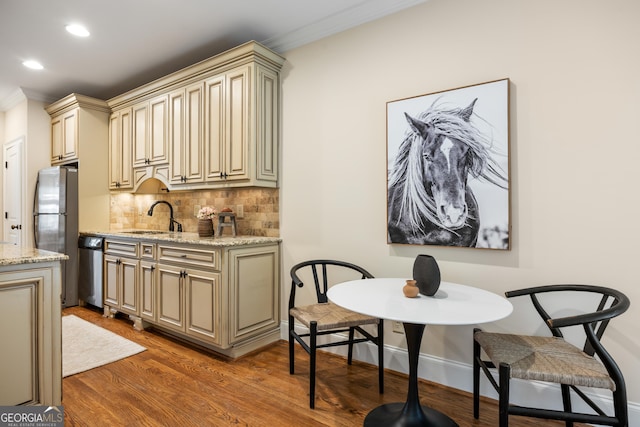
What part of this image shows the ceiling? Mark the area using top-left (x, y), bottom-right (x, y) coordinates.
top-left (0, 0), bottom-right (425, 110)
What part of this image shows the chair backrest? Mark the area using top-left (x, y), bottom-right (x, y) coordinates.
top-left (507, 284), bottom-right (630, 384)
top-left (289, 260), bottom-right (373, 308)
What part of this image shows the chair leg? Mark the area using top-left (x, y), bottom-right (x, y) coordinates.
top-left (347, 327), bottom-right (355, 365)
top-left (560, 384), bottom-right (573, 427)
top-left (499, 363), bottom-right (510, 427)
top-left (288, 316), bottom-right (295, 375)
top-left (473, 328), bottom-right (481, 419)
top-left (309, 321), bottom-right (318, 409)
top-left (613, 386), bottom-right (629, 427)
top-left (377, 320), bottom-right (384, 394)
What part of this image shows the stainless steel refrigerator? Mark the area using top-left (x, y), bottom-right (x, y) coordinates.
top-left (33, 166), bottom-right (79, 307)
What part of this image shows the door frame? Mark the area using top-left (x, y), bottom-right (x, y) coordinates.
top-left (3, 136), bottom-right (26, 245)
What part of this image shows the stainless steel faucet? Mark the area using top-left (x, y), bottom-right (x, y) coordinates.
top-left (147, 201), bottom-right (183, 232)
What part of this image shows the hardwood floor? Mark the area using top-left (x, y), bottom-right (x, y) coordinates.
top-left (62, 306), bottom-right (576, 426)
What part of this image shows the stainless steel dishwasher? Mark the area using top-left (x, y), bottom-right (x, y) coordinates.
top-left (78, 236), bottom-right (104, 308)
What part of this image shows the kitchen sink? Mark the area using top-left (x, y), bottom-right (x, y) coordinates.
top-left (125, 230), bottom-right (169, 235)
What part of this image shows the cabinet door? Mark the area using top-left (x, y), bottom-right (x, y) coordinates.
top-left (119, 257), bottom-right (139, 315)
top-left (51, 109), bottom-right (78, 164)
top-left (184, 83), bottom-right (204, 182)
top-left (185, 269), bottom-right (221, 345)
top-left (132, 102), bottom-right (148, 168)
top-left (0, 265), bottom-right (61, 406)
top-left (109, 109), bottom-right (133, 189)
top-left (255, 64), bottom-right (279, 183)
top-left (104, 254), bottom-right (120, 307)
top-left (157, 264), bottom-right (184, 332)
top-left (204, 75), bottom-right (225, 181)
top-left (0, 280), bottom-right (38, 405)
top-left (227, 245), bottom-right (279, 344)
top-left (168, 88), bottom-right (184, 184)
top-left (140, 261), bottom-right (156, 321)
top-left (225, 66), bottom-right (250, 181)
top-left (149, 94), bottom-right (169, 165)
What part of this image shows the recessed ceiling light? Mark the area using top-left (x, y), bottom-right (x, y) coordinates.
top-left (66, 24), bottom-right (90, 37)
top-left (23, 60), bottom-right (44, 70)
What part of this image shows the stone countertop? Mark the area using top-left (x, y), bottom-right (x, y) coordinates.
top-left (80, 231), bottom-right (281, 247)
top-left (0, 244), bottom-right (68, 266)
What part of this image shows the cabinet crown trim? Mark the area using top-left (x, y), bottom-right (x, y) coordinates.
top-left (45, 93), bottom-right (110, 115)
top-left (107, 40), bottom-right (285, 110)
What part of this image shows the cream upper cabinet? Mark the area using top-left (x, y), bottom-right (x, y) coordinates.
top-left (169, 83), bottom-right (204, 185)
top-left (106, 41), bottom-right (284, 192)
top-left (205, 63), bottom-right (279, 187)
top-left (108, 108), bottom-right (133, 190)
top-left (50, 108), bottom-right (78, 164)
top-left (133, 94), bottom-right (169, 168)
top-left (205, 66), bottom-right (250, 183)
top-left (46, 93), bottom-right (110, 230)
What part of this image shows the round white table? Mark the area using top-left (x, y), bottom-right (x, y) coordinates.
top-left (327, 278), bottom-right (513, 427)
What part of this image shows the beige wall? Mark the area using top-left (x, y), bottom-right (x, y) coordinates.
top-left (281, 0), bottom-right (640, 406)
top-left (1, 97), bottom-right (52, 245)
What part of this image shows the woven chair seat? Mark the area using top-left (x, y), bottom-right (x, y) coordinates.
top-left (290, 302), bottom-right (379, 331)
top-left (475, 331), bottom-right (615, 391)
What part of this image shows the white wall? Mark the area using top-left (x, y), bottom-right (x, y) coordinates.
top-left (280, 0), bottom-right (640, 415)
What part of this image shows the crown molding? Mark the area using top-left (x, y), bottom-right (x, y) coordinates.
top-left (0, 88), bottom-right (27, 111)
top-left (261, 0), bottom-right (427, 53)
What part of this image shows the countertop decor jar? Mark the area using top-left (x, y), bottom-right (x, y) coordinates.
top-left (198, 218), bottom-right (214, 237)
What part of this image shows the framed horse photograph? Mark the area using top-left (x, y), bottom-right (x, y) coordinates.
top-left (387, 79), bottom-right (510, 249)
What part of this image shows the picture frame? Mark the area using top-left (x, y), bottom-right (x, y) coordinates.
top-left (387, 78), bottom-right (510, 249)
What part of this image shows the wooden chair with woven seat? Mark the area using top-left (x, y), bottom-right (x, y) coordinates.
top-left (288, 259), bottom-right (384, 409)
top-left (473, 284), bottom-right (630, 427)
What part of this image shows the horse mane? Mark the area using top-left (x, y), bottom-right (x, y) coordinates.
top-left (389, 101), bottom-right (508, 233)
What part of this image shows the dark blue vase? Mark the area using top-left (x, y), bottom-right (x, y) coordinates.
top-left (412, 254), bottom-right (441, 296)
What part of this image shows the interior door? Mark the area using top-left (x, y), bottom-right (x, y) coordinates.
top-left (3, 137), bottom-right (25, 245)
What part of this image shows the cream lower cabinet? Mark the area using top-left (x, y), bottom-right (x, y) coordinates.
top-left (0, 262), bottom-right (62, 406)
top-left (104, 254), bottom-right (139, 316)
top-left (227, 245), bottom-right (279, 345)
top-left (157, 263), bottom-right (222, 345)
top-left (140, 260), bottom-right (156, 322)
top-left (101, 237), bottom-right (279, 358)
top-left (103, 239), bottom-right (140, 319)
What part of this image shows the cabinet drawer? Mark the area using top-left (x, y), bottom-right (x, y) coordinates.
top-left (158, 245), bottom-right (220, 270)
top-left (140, 243), bottom-right (156, 260)
top-left (104, 239), bottom-right (139, 257)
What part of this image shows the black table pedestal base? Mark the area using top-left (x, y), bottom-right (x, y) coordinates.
top-left (364, 402), bottom-right (458, 427)
top-left (362, 322), bottom-right (459, 426)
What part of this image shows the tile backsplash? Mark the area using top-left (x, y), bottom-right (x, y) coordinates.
top-left (110, 188), bottom-right (279, 237)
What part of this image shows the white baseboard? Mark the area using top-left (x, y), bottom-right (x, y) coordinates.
top-left (281, 321), bottom-right (639, 427)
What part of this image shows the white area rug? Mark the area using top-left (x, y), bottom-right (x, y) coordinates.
top-left (62, 314), bottom-right (146, 377)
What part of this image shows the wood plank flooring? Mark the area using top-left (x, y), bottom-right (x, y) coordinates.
top-left (62, 306), bottom-right (578, 426)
